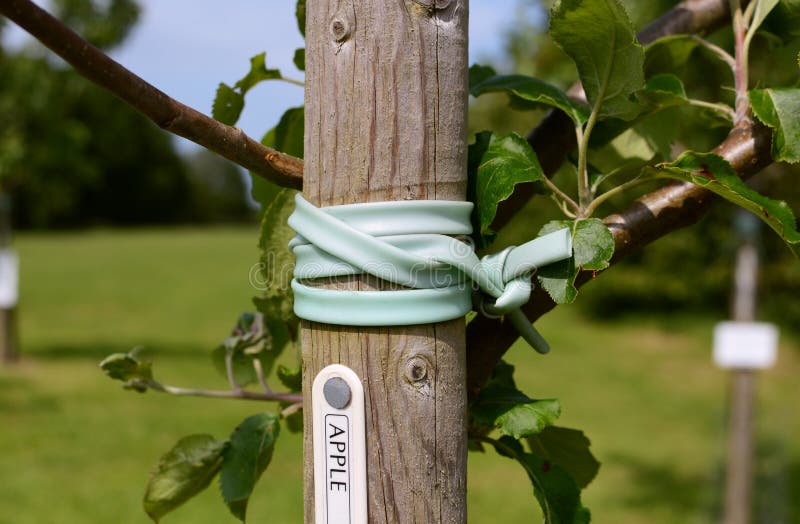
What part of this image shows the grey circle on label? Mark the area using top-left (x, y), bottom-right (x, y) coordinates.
top-left (323, 377), bottom-right (351, 409)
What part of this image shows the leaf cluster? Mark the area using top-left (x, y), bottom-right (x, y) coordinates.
top-left (470, 361), bottom-right (599, 523)
top-left (143, 413), bottom-right (280, 523)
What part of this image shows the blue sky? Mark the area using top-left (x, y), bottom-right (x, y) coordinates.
top-left (5, 1), bottom-right (537, 150)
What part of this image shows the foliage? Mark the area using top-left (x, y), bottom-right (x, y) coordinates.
top-left (141, 414), bottom-right (279, 523)
top-left (0, 54), bottom-right (194, 228)
top-left (51, 0), bottom-right (140, 50)
top-left (100, 317), bottom-right (295, 522)
top-left (0, 4), bottom-right (253, 229)
top-left (471, 361), bottom-right (561, 439)
top-left (467, 131), bottom-right (548, 248)
top-left (212, 53), bottom-right (302, 127)
top-left (143, 435), bottom-right (226, 522)
top-left (469, 361), bottom-right (596, 523)
top-left (219, 414), bottom-right (281, 521)
top-left (550, 0), bottom-right (644, 121)
top-left (649, 152), bottom-right (800, 255)
top-left (537, 219), bottom-right (614, 304)
top-left (750, 88), bottom-right (800, 163)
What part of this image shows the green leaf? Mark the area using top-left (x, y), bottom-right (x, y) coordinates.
top-left (550, 0), bottom-right (645, 120)
top-left (470, 74), bottom-right (589, 125)
top-left (590, 127), bottom-right (659, 175)
top-left (277, 365), bottom-right (302, 392)
top-left (637, 74), bottom-right (687, 107)
top-left (751, 0), bottom-right (781, 34)
top-left (234, 52), bottom-right (282, 94)
top-left (249, 107), bottom-right (303, 340)
top-left (254, 188), bottom-right (298, 326)
top-left (471, 361), bottom-right (561, 439)
top-left (296, 0), bottom-right (306, 37)
top-left (644, 35), bottom-right (698, 76)
top-left (99, 349), bottom-right (153, 393)
top-left (496, 400), bottom-right (562, 439)
top-left (211, 313), bottom-right (290, 388)
top-left (537, 258), bottom-right (578, 305)
top-left (467, 132), bottom-right (547, 248)
top-left (749, 88), bottom-right (800, 163)
top-left (143, 434), bottom-right (226, 523)
top-left (649, 151), bottom-right (800, 254)
top-left (280, 401), bottom-right (304, 434)
top-left (528, 426), bottom-right (601, 489)
top-left (261, 106), bottom-right (304, 159)
top-left (212, 83), bottom-right (244, 126)
top-left (537, 219), bottom-right (615, 304)
top-left (468, 63), bottom-right (497, 90)
top-left (293, 48), bottom-right (305, 71)
top-left (492, 437), bottom-right (592, 524)
top-left (250, 106), bottom-right (303, 220)
top-left (220, 413), bottom-right (281, 522)
top-left (768, 0), bottom-right (800, 41)
top-left (213, 53), bottom-right (285, 127)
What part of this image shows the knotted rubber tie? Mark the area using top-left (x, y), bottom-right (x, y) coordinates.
top-left (287, 194), bottom-right (572, 354)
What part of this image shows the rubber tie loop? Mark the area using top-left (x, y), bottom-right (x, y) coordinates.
top-left (288, 194), bottom-right (572, 354)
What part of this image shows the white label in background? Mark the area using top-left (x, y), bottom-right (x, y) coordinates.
top-left (313, 365), bottom-right (367, 524)
top-left (0, 249), bottom-right (19, 309)
top-left (713, 321), bottom-right (779, 370)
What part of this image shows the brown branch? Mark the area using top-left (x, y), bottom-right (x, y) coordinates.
top-left (466, 0), bottom-right (757, 397)
top-left (466, 121), bottom-right (773, 399)
top-left (493, 0), bottom-right (736, 229)
top-left (0, 0), bottom-right (303, 189)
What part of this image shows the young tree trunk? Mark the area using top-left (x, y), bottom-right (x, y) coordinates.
top-left (301, 1), bottom-right (469, 522)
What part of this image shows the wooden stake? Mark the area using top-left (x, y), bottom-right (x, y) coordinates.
top-left (722, 212), bottom-right (759, 524)
top-left (301, 0), bottom-right (469, 522)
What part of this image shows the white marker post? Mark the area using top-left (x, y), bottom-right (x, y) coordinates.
top-left (312, 365), bottom-right (368, 524)
top-left (717, 211), bottom-right (778, 524)
top-left (0, 194), bottom-right (17, 364)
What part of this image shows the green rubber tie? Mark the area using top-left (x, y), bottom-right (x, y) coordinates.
top-left (288, 194), bottom-right (572, 354)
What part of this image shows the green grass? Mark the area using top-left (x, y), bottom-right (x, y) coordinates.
top-left (0, 228), bottom-right (798, 523)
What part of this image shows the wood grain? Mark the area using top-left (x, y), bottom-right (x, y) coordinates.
top-left (302, 0), bottom-right (469, 522)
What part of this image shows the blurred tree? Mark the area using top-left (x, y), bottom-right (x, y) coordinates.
top-left (0, 0), bottom-right (252, 228)
top-left (184, 149), bottom-right (255, 224)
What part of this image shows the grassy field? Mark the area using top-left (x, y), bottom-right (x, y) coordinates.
top-left (0, 228), bottom-right (797, 523)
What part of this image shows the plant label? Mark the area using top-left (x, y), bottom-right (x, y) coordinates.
top-left (0, 249), bottom-right (18, 309)
top-left (713, 321), bottom-right (778, 370)
top-left (313, 364), bottom-right (367, 524)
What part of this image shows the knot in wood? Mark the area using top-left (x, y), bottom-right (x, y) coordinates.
top-left (329, 16), bottom-right (351, 42)
top-left (404, 356), bottom-right (430, 384)
top-left (412, 0), bottom-right (453, 13)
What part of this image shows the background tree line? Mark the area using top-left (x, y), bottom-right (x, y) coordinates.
top-left (0, 0), bottom-right (253, 228)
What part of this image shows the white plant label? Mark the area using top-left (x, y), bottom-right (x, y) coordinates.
top-left (312, 364), bottom-right (367, 524)
top-left (713, 321), bottom-right (778, 370)
top-left (0, 249), bottom-right (19, 309)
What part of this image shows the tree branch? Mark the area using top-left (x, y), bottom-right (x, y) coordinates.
top-left (466, 121), bottom-right (773, 399)
top-left (493, 0), bottom-right (738, 229)
top-left (465, 1), bottom-right (754, 394)
top-left (0, 0), bottom-right (303, 189)
top-left (146, 380), bottom-right (303, 403)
